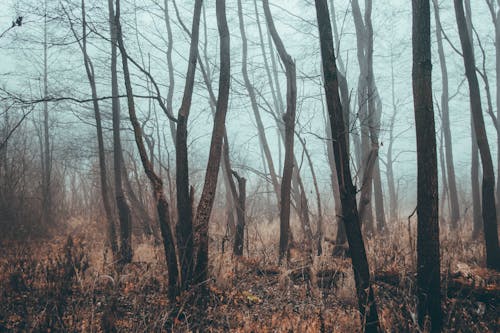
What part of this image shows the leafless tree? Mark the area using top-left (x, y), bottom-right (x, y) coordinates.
top-left (262, 0), bottom-right (297, 264)
top-left (454, 0), bottom-right (500, 271)
top-left (412, 1), bottom-right (441, 329)
top-left (315, 0), bottom-right (380, 330)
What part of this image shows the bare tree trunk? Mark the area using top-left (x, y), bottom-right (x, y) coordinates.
top-left (238, 0), bottom-right (280, 204)
top-left (115, 0), bottom-right (179, 299)
top-left (439, 129), bottom-right (450, 225)
top-left (412, 1), bottom-right (441, 329)
top-left (325, 117), bottom-right (345, 245)
top-left (198, 2), bottom-right (237, 238)
top-left (42, 0), bottom-right (52, 226)
top-left (454, 0), bottom-right (500, 270)
top-left (412, 0), bottom-right (442, 326)
top-left (326, 1), bottom-right (348, 244)
top-left (175, 0), bottom-right (203, 289)
top-left (432, 0), bottom-right (460, 229)
top-left (262, 0), bottom-right (297, 264)
top-left (108, 0), bottom-right (133, 265)
top-left (163, 0), bottom-right (177, 144)
top-left (193, 0), bottom-right (230, 287)
top-left (373, 160), bottom-right (386, 232)
top-left (297, 135), bottom-right (323, 256)
top-left (351, 0), bottom-right (376, 232)
top-left (69, 0), bottom-right (118, 256)
top-left (495, 4), bottom-right (500, 221)
top-left (315, 1), bottom-right (380, 330)
top-left (232, 171), bottom-right (246, 256)
top-left (387, 52), bottom-right (398, 222)
top-left (364, 0), bottom-right (386, 233)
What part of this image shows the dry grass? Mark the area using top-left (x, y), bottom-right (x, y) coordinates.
top-left (0, 216), bottom-right (498, 332)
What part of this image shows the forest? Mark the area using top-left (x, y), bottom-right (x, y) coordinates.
top-left (0, 0), bottom-right (499, 331)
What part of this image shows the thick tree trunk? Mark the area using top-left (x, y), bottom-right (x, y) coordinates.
top-left (108, 0), bottom-right (132, 265)
top-left (496, 6), bottom-right (500, 220)
top-left (412, 1), bottom-right (441, 330)
top-left (315, 1), bottom-right (380, 330)
top-left (454, 0), bottom-right (500, 271)
top-left (193, 0), bottom-right (230, 286)
top-left (432, 0), bottom-right (460, 229)
top-left (325, 2), bottom-right (348, 244)
top-left (262, 0), bottom-right (297, 264)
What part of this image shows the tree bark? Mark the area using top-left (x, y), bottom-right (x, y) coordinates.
top-left (193, 0), bottom-right (230, 286)
top-left (232, 171), bottom-right (246, 256)
top-left (314, 1), bottom-right (380, 330)
top-left (412, 1), bottom-right (442, 330)
top-left (175, 0), bottom-right (203, 289)
top-left (262, 0), bottom-right (297, 264)
top-left (108, 0), bottom-right (133, 265)
top-left (454, 0), bottom-right (500, 270)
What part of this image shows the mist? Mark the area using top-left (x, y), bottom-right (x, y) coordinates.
top-left (0, 0), bottom-right (498, 331)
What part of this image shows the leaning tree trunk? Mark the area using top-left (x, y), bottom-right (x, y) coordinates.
top-left (238, 0), bottom-right (280, 203)
top-left (262, 0), bottom-right (297, 264)
top-left (108, 0), bottom-right (132, 265)
top-left (115, 0), bottom-right (179, 300)
top-left (412, 1), bottom-right (442, 330)
top-left (324, 1), bottom-right (348, 243)
top-left (454, 0), bottom-right (500, 271)
top-left (314, 1), bottom-right (380, 331)
top-left (193, 0), bottom-right (230, 287)
top-left (255, 0), bottom-right (307, 231)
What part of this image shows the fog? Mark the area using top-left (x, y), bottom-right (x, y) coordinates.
top-left (0, 0), bottom-right (498, 331)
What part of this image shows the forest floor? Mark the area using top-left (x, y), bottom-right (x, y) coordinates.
top-left (0, 217), bottom-right (499, 332)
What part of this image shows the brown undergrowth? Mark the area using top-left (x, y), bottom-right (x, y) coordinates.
top-left (0, 217), bottom-right (498, 332)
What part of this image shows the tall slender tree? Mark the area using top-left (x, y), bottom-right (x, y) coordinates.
top-left (66, 0), bottom-right (118, 256)
top-left (175, 0), bottom-right (203, 289)
top-left (262, 0), bottom-right (297, 263)
top-left (108, 0), bottom-right (133, 264)
top-left (314, 0), bottom-right (380, 330)
top-left (454, 0), bottom-right (500, 270)
top-left (412, 1), bottom-right (441, 330)
top-left (432, 0), bottom-right (460, 229)
top-left (193, 0), bottom-right (231, 286)
top-left (114, 0), bottom-right (180, 298)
